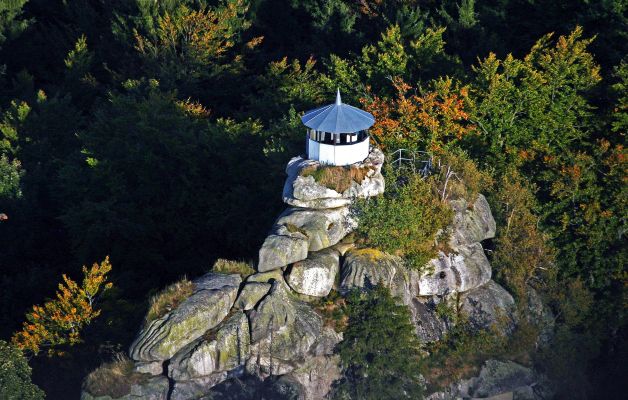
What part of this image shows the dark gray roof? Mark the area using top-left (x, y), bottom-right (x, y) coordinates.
top-left (301, 90), bottom-right (375, 133)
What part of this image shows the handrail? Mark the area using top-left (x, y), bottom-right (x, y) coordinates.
top-left (390, 148), bottom-right (433, 177)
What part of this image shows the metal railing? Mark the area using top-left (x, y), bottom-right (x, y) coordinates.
top-left (390, 148), bottom-right (433, 177)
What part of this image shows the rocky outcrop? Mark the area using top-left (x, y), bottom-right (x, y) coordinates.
top-left (257, 225), bottom-right (309, 273)
top-left (168, 312), bottom-right (250, 382)
top-left (283, 147), bottom-right (385, 209)
top-left (247, 282), bottom-right (327, 376)
top-left (81, 375), bottom-right (170, 400)
top-left (426, 359), bottom-right (552, 400)
top-left (340, 247), bottom-right (420, 305)
top-left (84, 147), bottom-right (552, 400)
top-left (286, 248), bottom-right (340, 297)
top-left (419, 243), bottom-right (492, 296)
top-left (525, 287), bottom-right (555, 346)
top-left (409, 298), bottom-right (449, 342)
top-left (279, 355), bottom-right (341, 400)
top-left (234, 282), bottom-right (271, 310)
top-left (461, 280), bottom-right (516, 331)
top-left (129, 273), bottom-right (241, 362)
top-left (449, 194), bottom-right (496, 250)
top-left (258, 206), bottom-right (356, 272)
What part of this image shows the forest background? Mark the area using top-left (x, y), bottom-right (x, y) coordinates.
top-left (0, 0), bottom-right (625, 399)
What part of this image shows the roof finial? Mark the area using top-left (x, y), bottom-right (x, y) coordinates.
top-left (335, 88), bottom-right (342, 105)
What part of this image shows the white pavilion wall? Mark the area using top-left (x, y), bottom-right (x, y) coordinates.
top-left (307, 138), bottom-right (369, 166)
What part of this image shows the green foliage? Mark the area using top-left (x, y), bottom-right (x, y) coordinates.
top-left (432, 149), bottom-right (493, 203)
top-left (331, 24), bottom-right (461, 96)
top-left (313, 290), bottom-right (348, 332)
top-left (469, 27), bottom-right (600, 172)
top-left (490, 171), bottom-right (555, 299)
top-left (333, 286), bottom-right (424, 400)
top-left (0, 154), bottom-right (22, 199)
top-left (423, 314), bottom-right (538, 391)
top-left (0, 340), bottom-right (45, 400)
top-left (611, 62), bottom-right (628, 134)
top-left (246, 57), bottom-right (327, 122)
top-left (0, 0), bottom-right (30, 48)
top-left (0, 1), bottom-right (625, 397)
top-left (354, 167), bottom-right (452, 269)
top-left (131, 0), bottom-right (260, 90)
top-left (537, 278), bottom-right (599, 398)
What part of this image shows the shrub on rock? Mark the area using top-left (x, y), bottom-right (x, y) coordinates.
top-left (354, 170), bottom-right (452, 269)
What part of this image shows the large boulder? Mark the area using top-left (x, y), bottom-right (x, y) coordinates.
top-left (168, 312), bottom-right (250, 382)
top-left (279, 206), bottom-right (357, 252)
top-left (247, 282), bottom-right (324, 376)
top-left (282, 148), bottom-right (385, 209)
top-left (340, 248), bottom-right (420, 305)
top-left (81, 375), bottom-right (169, 400)
top-left (418, 243), bottom-right (492, 296)
top-left (449, 194), bottom-right (496, 250)
top-left (286, 248), bottom-right (340, 297)
top-left (129, 273), bottom-right (241, 362)
top-left (460, 280), bottom-right (515, 331)
top-left (257, 206), bottom-right (356, 272)
top-left (257, 225), bottom-right (309, 272)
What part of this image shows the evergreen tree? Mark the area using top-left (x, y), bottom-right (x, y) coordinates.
top-left (0, 340), bottom-right (44, 400)
top-left (333, 286), bottom-right (424, 400)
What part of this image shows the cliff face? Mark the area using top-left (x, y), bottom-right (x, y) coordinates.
top-left (81, 148), bottom-right (545, 400)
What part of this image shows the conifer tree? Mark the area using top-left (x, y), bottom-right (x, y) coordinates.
top-left (333, 286), bottom-right (424, 400)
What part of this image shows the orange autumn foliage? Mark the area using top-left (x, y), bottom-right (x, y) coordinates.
top-left (361, 78), bottom-right (475, 152)
top-left (134, 1), bottom-right (262, 79)
top-left (12, 257), bottom-right (113, 356)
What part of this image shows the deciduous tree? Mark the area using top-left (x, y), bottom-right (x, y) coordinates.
top-left (12, 257), bottom-right (113, 356)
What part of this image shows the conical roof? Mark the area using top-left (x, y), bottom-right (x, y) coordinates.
top-left (301, 90), bottom-right (375, 133)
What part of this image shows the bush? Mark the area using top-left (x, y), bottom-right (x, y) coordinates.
top-left (145, 277), bottom-right (195, 323)
top-left (422, 314), bottom-right (537, 391)
top-left (490, 171), bottom-right (555, 299)
top-left (0, 340), bottom-right (44, 400)
top-left (354, 168), bottom-right (452, 269)
top-left (83, 353), bottom-right (148, 398)
top-left (300, 164), bottom-right (373, 193)
top-left (211, 259), bottom-right (255, 278)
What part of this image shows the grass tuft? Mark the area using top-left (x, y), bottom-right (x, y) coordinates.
top-left (212, 259), bottom-right (255, 278)
top-left (300, 164), bottom-right (373, 193)
top-left (145, 277), bottom-right (195, 323)
top-left (84, 353), bottom-right (148, 398)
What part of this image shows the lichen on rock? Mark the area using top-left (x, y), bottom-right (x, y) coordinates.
top-left (129, 273), bottom-right (241, 362)
top-left (286, 248), bottom-right (340, 297)
top-left (340, 247), bottom-right (420, 305)
top-left (168, 312), bottom-right (250, 382)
